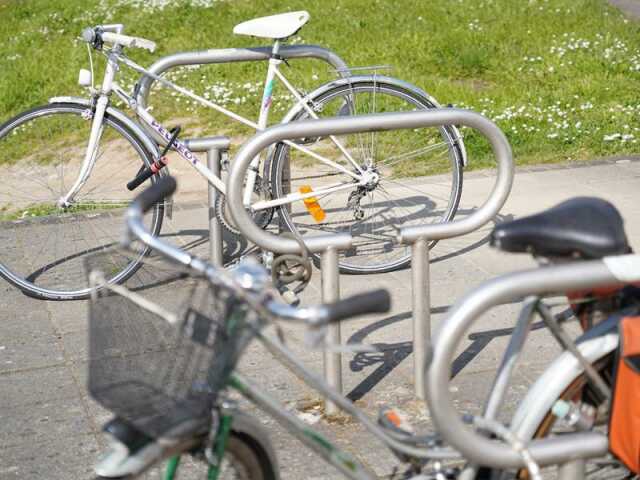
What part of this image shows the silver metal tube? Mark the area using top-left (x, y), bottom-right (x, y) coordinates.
top-left (136, 45), bottom-right (351, 110)
top-left (125, 205), bottom-right (199, 271)
top-left (256, 330), bottom-right (462, 461)
top-left (558, 459), bottom-right (586, 480)
top-left (484, 296), bottom-right (539, 420)
top-left (527, 434), bottom-right (607, 468)
top-left (412, 238), bottom-right (430, 399)
top-left (426, 260), bottom-right (622, 468)
top-left (183, 136), bottom-right (231, 266)
top-left (321, 247), bottom-right (342, 415)
top-left (227, 109), bottom-right (509, 254)
top-left (536, 302), bottom-right (611, 400)
top-left (207, 148), bottom-right (224, 266)
top-left (231, 372), bottom-right (374, 480)
top-left (184, 136), bottom-right (231, 152)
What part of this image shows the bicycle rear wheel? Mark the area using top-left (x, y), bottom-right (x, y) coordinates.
top-left (268, 78), bottom-right (464, 274)
top-left (0, 103), bottom-right (163, 300)
top-left (484, 356), bottom-right (630, 480)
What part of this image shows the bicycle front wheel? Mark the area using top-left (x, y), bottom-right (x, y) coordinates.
top-left (163, 433), bottom-right (277, 480)
top-left (268, 79), bottom-right (464, 274)
top-left (0, 103), bottom-right (163, 300)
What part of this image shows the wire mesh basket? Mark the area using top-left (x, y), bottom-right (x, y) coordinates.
top-left (85, 248), bottom-right (252, 439)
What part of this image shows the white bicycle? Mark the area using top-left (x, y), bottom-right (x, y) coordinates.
top-left (0, 12), bottom-right (466, 300)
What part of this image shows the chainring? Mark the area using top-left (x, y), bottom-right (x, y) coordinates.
top-left (215, 177), bottom-right (274, 236)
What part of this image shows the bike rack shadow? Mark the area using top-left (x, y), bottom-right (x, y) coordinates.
top-left (430, 211), bottom-right (514, 264)
top-left (346, 310), bottom-right (544, 402)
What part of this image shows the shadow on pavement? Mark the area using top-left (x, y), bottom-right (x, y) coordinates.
top-left (345, 309), bottom-right (545, 402)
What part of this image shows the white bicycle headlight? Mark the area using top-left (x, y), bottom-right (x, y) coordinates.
top-left (78, 68), bottom-right (92, 87)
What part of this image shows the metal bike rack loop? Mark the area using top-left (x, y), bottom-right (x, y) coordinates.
top-left (136, 45), bottom-right (350, 110)
top-left (426, 258), bottom-right (633, 472)
top-left (226, 108), bottom-right (513, 412)
top-left (183, 136), bottom-right (231, 266)
top-left (394, 114), bottom-right (514, 399)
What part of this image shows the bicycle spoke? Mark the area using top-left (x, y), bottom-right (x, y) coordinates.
top-left (378, 140), bottom-right (453, 167)
top-left (273, 80), bottom-right (463, 272)
top-left (0, 105), bottom-right (159, 298)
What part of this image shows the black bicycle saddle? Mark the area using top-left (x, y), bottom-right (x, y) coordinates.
top-left (490, 197), bottom-right (630, 259)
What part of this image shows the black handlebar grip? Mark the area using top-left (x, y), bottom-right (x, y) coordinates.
top-left (126, 166), bottom-right (155, 191)
top-left (127, 156), bottom-right (169, 191)
top-left (132, 176), bottom-right (177, 214)
top-left (324, 289), bottom-right (391, 324)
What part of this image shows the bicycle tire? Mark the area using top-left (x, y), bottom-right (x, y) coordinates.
top-left (168, 432), bottom-right (277, 480)
top-left (0, 103), bottom-right (163, 301)
top-left (267, 79), bottom-right (464, 274)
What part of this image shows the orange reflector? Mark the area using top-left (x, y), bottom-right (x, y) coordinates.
top-left (384, 410), bottom-right (402, 427)
top-left (299, 185), bottom-right (326, 222)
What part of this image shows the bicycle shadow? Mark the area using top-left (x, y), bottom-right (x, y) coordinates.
top-left (21, 226), bottom-right (252, 297)
top-left (346, 311), bottom-right (545, 402)
top-left (117, 228), bottom-right (254, 293)
top-left (291, 203), bottom-right (513, 264)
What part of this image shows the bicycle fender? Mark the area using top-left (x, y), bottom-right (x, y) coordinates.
top-left (49, 96), bottom-right (174, 218)
top-left (279, 75), bottom-right (468, 167)
top-left (229, 409), bottom-right (280, 480)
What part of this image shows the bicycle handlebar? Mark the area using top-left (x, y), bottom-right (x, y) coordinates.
top-left (81, 27), bottom-right (157, 52)
top-left (130, 175), bottom-right (176, 213)
top-left (323, 289), bottom-right (391, 323)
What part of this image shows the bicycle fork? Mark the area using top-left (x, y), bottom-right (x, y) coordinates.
top-left (58, 51), bottom-right (120, 208)
top-left (57, 95), bottom-right (107, 208)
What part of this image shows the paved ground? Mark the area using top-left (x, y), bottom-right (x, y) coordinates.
top-left (2, 156), bottom-right (640, 479)
top-left (609, 0), bottom-right (640, 18)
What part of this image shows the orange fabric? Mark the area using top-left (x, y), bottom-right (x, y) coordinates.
top-left (609, 316), bottom-right (640, 473)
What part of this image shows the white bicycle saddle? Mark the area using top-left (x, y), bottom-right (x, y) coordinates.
top-left (233, 11), bottom-right (310, 40)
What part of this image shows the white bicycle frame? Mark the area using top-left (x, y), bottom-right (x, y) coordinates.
top-left (60, 33), bottom-right (370, 212)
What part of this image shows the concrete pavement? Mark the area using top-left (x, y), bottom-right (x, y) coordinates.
top-left (2, 157), bottom-right (640, 478)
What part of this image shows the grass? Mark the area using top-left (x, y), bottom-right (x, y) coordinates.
top-left (1, 0), bottom-right (639, 170)
top-left (1, 201), bottom-right (126, 221)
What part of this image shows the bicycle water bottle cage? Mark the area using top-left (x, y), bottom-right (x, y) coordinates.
top-left (490, 197), bottom-right (630, 260)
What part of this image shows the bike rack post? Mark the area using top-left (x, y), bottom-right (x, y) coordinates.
top-left (558, 459), bottom-right (586, 480)
top-left (395, 116), bottom-right (514, 399)
top-left (412, 238), bottom-right (430, 400)
top-left (226, 108), bottom-right (513, 410)
top-left (184, 136), bottom-right (231, 266)
top-left (320, 247), bottom-right (342, 415)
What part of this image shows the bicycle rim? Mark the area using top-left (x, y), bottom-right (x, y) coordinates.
top-left (0, 103), bottom-right (162, 300)
top-left (269, 80), bottom-right (464, 274)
